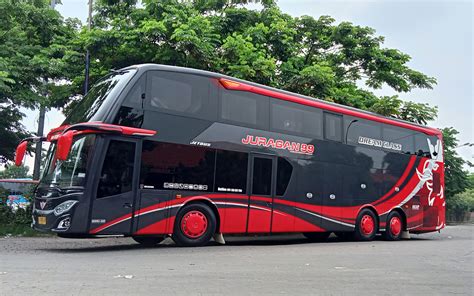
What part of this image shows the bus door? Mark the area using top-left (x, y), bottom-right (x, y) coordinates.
top-left (89, 138), bottom-right (139, 235)
top-left (247, 154), bottom-right (276, 233)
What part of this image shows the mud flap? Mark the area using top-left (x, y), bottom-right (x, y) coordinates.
top-left (213, 233), bottom-right (225, 245)
top-left (401, 230), bottom-right (410, 239)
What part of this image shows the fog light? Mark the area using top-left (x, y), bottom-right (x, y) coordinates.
top-left (56, 217), bottom-right (71, 230)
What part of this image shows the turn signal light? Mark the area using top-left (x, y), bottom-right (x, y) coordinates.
top-left (219, 78), bottom-right (252, 91)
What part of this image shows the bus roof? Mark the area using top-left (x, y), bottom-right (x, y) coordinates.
top-left (122, 64), bottom-right (442, 137)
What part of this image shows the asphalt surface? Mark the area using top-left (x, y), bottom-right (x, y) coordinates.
top-left (0, 225), bottom-right (472, 296)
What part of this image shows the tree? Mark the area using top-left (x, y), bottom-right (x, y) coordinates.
top-left (0, 164), bottom-right (31, 179)
top-left (1, 1), bottom-right (441, 164)
top-left (369, 96), bottom-right (438, 125)
top-left (467, 174), bottom-right (474, 189)
top-left (61, 0), bottom-right (437, 125)
top-left (442, 127), bottom-right (470, 198)
top-left (0, 0), bottom-right (81, 164)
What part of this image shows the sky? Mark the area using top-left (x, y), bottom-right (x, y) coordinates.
top-left (21, 0), bottom-right (473, 171)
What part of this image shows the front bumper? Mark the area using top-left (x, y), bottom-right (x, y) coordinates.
top-left (32, 210), bottom-right (72, 232)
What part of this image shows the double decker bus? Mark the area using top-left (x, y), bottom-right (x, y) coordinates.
top-left (15, 64), bottom-right (445, 247)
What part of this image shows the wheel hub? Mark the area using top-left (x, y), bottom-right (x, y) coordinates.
top-left (389, 216), bottom-right (401, 236)
top-left (181, 210), bottom-right (208, 238)
top-left (360, 214), bottom-right (375, 236)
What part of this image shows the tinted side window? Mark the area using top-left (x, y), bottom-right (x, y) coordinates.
top-left (147, 71), bottom-right (213, 119)
top-left (97, 141), bottom-right (136, 198)
top-left (324, 113), bottom-right (342, 142)
top-left (345, 117), bottom-right (382, 146)
top-left (215, 150), bottom-right (248, 193)
top-left (276, 158), bottom-right (293, 196)
top-left (383, 125), bottom-right (415, 154)
top-left (415, 133), bottom-right (431, 157)
top-left (114, 76), bottom-right (145, 127)
top-left (123, 75), bottom-right (145, 108)
top-left (271, 100), bottom-right (322, 138)
top-left (220, 89), bottom-right (269, 129)
top-left (140, 141), bottom-right (215, 191)
top-left (114, 106), bottom-right (144, 128)
top-left (252, 157), bottom-right (273, 196)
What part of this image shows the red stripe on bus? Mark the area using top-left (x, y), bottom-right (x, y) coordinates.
top-left (219, 78), bottom-right (441, 136)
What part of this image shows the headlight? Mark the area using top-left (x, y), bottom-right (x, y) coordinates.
top-left (53, 200), bottom-right (78, 216)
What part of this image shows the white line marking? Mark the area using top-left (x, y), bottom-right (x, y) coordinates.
top-left (295, 208), bottom-right (355, 228)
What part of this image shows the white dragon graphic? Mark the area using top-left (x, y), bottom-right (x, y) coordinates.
top-left (416, 138), bottom-right (444, 206)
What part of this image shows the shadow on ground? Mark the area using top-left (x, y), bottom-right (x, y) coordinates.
top-left (38, 233), bottom-right (434, 254)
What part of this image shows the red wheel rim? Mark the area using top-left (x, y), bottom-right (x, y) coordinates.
top-left (389, 216), bottom-right (402, 237)
top-left (360, 214), bottom-right (375, 236)
top-left (181, 210), bottom-right (208, 239)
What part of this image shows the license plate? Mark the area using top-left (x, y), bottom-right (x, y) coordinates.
top-left (38, 216), bottom-right (46, 225)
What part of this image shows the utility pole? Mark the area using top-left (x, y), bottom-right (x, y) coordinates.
top-left (33, 0), bottom-right (57, 180)
top-left (84, 0), bottom-right (93, 94)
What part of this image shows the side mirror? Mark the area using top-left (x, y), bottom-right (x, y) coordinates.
top-left (15, 141), bottom-right (28, 166)
top-left (56, 131), bottom-right (74, 161)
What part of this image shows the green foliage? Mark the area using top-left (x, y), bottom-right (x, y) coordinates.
top-left (0, 0), bottom-right (81, 163)
top-left (442, 127), bottom-right (470, 198)
top-left (446, 190), bottom-right (474, 222)
top-left (442, 128), bottom-right (472, 221)
top-left (467, 174), bottom-right (474, 189)
top-left (61, 0), bottom-right (438, 123)
top-left (0, 165), bottom-right (31, 179)
top-left (1, 0), bottom-right (441, 165)
top-left (0, 107), bottom-right (30, 163)
top-left (369, 96), bottom-right (438, 125)
top-left (0, 184), bottom-right (34, 235)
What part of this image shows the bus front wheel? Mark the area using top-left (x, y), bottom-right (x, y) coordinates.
top-left (172, 203), bottom-right (216, 247)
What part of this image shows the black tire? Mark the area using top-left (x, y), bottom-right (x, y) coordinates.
top-left (172, 203), bottom-right (216, 247)
top-left (132, 236), bottom-right (164, 246)
top-left (303, 232), bottom-right (331, 242)
top-left (334, 231), bottom-right (353, 241)
top-left (383, 211), bottom-right (404, 241)
top-left (354, 209), bottom-right (378, 241)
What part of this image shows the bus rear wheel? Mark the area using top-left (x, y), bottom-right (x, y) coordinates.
top-left (303, 232), bottom-right (331, 242)
top-left (383, 211), bottom-right (403, 241)
top-left (172, 203), bottom-right (216, 247)
top-left (133, 236), bottom-right (164, 246)
top-left (354, 209), bottom-right (378, 241)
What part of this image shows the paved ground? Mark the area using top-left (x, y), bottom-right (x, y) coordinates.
top-left (0, 225), bottom-right (472, 296)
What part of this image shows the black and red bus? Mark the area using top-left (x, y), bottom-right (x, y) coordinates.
top-left (15, 64), bottom-right (445, 246)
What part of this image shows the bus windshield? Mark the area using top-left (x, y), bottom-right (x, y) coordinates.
top-left (39, 135), bottom-right (96, 190)
top-left (63, 69), bottom-right (137, 124)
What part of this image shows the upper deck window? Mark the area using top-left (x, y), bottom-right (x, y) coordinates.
top-left (219, 89), bottom-right (269, 129)
top-left (146, 71), bottom-right (215, 120)
top-left (345, 117), bottom-right (382, 146)
top-left (270, 100), bottom-right (322, 138)
top-left (382, 125), bottom-right (415, 154)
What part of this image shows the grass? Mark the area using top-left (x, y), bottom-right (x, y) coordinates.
top-left (0, 224), bottom-right (53, 237)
